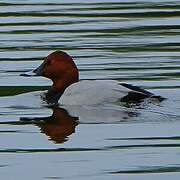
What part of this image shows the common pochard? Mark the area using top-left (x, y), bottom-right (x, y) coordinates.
top-left (21, 51), bottom-right (164, 105)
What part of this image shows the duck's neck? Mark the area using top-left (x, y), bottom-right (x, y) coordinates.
top-left (45, 78), bottom-right (78, 105)
top-left (45, 88), bottom-right (64, 105)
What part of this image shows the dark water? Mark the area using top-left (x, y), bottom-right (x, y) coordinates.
top-left (1, 0), bottom-right (180, 179)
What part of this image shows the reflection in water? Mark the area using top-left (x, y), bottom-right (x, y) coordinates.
top-left (20, 106), bottom-right (78, 144)
top-left (19, 104), bottom-right (140, 143)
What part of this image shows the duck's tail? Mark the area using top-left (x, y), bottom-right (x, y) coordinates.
top-left (120, 83), bottom-right (166, 103)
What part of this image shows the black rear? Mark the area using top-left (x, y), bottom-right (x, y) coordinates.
top-left (120, 83), bottom-right (165, 103)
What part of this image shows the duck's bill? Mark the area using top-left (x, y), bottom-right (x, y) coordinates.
top-left (20, 70), bottom-right (38, 77)
top-left (20, 64), bottom-right (44, 77)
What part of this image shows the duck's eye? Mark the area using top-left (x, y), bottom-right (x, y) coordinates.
top-left (46, 61), bottom-right (51, 66)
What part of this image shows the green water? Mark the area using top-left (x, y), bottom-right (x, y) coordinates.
top-left (0, 0), bottom-right (180, 179)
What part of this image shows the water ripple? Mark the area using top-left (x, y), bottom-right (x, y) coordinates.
top-left (0, 1), bottom-right (180, 179)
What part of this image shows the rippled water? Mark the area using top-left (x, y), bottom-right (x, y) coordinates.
top-left (1, 0), bottom-right (180, 179)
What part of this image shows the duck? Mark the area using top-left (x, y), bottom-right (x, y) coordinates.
top-left (20, 50), bottom-right (164, 106)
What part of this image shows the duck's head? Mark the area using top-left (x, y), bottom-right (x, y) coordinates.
top-left (22, 51), bottom-right (79, 90)
top-left (21, 51), bottom-right (79, 104)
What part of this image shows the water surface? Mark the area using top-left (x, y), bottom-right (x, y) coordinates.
top-left (0, 0), bottom-right (180, 179)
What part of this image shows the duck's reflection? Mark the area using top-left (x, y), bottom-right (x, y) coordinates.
top-left (20, 105), bottom-right (140, 144)
top-left (20, 106), bottom-right (79, 144)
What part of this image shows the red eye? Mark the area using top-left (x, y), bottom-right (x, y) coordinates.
top-left (46, 60), bottom-right (51, 66)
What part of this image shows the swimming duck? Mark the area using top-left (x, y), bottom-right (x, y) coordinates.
top-left (20, 51), bottom-right (163, 105)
